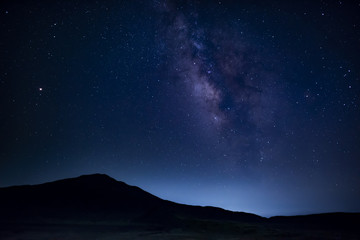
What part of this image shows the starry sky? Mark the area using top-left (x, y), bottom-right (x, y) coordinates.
top-left (1, 0), bottom-right (360, 217)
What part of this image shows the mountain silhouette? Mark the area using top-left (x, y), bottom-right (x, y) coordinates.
top-left (0, 174), bottom-right (262, 225)
top-left (1, 174), bottom-right (359, 239)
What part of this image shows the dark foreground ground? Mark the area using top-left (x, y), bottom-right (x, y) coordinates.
top-left (1, 219), bottom-right (359, 240)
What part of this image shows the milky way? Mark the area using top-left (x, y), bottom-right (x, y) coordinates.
top-left (155, 2), bottom-right (286, 174)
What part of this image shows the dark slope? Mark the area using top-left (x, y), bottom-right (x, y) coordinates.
top-left (0, 174), bottom-right (263, 225)
top-left (0, 174), bottom-right (165, 222)
top-left (1, 173), bottom-right (358, 234)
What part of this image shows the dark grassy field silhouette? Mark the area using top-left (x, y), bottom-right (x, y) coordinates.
top-left (0, 174), bottom-right (359, 239)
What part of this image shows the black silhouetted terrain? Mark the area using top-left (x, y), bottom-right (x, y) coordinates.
top-left (0, 174), bottom-right (262, 224)
top-left (0, 174), bottom-right (359, 239)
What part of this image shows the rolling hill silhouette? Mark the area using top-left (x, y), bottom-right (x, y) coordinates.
top-left (0, 173), bottom-right (359, 236)
top-left (0, 174), bottom-right (262, 225)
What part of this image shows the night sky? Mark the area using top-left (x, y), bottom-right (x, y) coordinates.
top-left (1, 0), bottom-right (360, 217)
